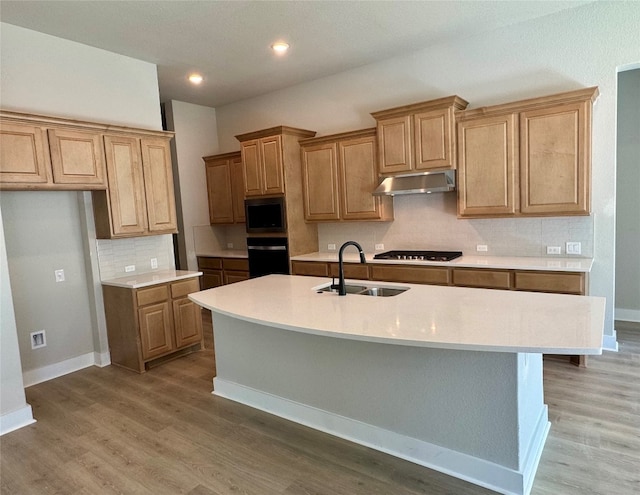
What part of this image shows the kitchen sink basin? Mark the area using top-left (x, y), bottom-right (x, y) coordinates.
top-left (316, 283), bottom-right (408, 297)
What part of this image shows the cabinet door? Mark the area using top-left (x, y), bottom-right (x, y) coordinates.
top-left (138, 301), bottom-right (173, 360)
top-left (414, 107), bottom-right (454, 170)
top-left (0, 122), bottom-right (50, 184)
top-left (48, 128), bottom-right (106, 186)
top-left (224, 271), bottom-right (250, 285)
top-left (206, 159), bottom-right (234, 224)
top-left (140, 137), bottom-right (178, 233)
top-left (520, 101), bottom-right (590, 215)
top-left (301, 143), bottom-right (340, 221)
top-left (230, 155), bottom-right (246, 222)
top-left (339, 135), bottom-right (384, 220)
top-left (201, 270), bottom-right (224, 289)
top-left (261, 135), bottom-right (284, 195)
top-left (241, 139), bottom-right (262, 197)
top-left (457, 113), bottom-right (518, 217)
top-left (103, 135), bottom-right (147, 236)
top-left (173, 297), bottom-right (203, 348)
top-left (377, 115), bottom-right (412, 174)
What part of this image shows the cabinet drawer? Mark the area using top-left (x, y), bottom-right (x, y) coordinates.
top-left (328, 263), bottom-right (370, 280)
top-left (370, 264), bottom-right (450, 285)
top-left (514, 271), bottom-right (585, 295)
top-left (197, 257), bottom-right (223, 270)
top-left (222, 258), bottom-right (249, 272)
top-left (291, 261), bottom-right (329, 277)
top-left (224, 271), bottom-right (251, 285)
top-left (170, 277), bottom-right (200, 299)
top-left (136, 285), bottom-right (169, 306)
top-left (452, 268), bottom-right (512, 289)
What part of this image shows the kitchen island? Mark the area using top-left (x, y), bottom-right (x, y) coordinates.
top-left (189, 275), bottom-right (605, 495)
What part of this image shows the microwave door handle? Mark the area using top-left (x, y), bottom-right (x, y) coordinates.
top-left (247, 245), bottom-right (287, 251)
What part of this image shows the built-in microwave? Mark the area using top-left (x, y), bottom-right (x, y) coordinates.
top-left (245, 196), bottom-right (287, 233)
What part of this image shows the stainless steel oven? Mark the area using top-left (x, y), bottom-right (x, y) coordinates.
top-left (247, 237), bottom-right (290, 278)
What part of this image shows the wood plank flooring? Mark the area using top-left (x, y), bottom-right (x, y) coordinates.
top-left (1, 315), bottom-right (638, 495)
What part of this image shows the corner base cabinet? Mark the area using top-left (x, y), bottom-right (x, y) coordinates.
top-left (102, 276), bottom-right (203, 372)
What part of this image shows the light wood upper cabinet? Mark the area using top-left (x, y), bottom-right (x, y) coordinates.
top-left (48, 128), bottom-right (106, 186)
top-left (94, 134), bottom-right (178, 238)
top-left (457, 113), bottom-right (518, 217)
top-left (0, 114), bottom-right (107, 190)
top-left (300, 129), bottom-right (393, 222)
top-left (237, 130), bottom-right (299, 197)
top-left (371, 96), bottom-right (468, 175)
top-left (203, 151), bottom-right (245, 224)
top-left (520, 100), bottom-right (591, 215)
top-left (140, 137), bottom-right (177, 233)
top-left (457, 87), bottom-right (598, 218)
top-left (0, 122), bottom-right (50, 184)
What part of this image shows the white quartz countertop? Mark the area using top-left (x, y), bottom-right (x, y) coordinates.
top-left (189, 274), bottom-right (604, 354)
top-left (102, 269), bottom-right (202, 289)
top-left (196, 250), bottom-right (248, 259)
top-left (291, 252), bottom-right (594, 272)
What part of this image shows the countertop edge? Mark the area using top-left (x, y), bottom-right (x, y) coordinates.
top-left (102, 270), bottom-right (203, 289)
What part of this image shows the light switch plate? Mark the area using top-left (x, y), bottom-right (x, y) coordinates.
top-left (375, 244), bottom-right (385, 251)
top-left (328, 244), bottom-right (336, 251)
top-left (54, 269), bottom-right (65, 282)
top-left (125, 265), bottom-right (135, 273)
top-left (150, 258), bottom-right (158, 269)
top-left (476, 244), bottom-right (488, 252)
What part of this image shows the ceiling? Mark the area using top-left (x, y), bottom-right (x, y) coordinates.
top-left (0, 1), bottom-right (590, 108)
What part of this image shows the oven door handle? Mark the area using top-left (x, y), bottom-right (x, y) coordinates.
top-left (247, 245), bottom-right (287, 251)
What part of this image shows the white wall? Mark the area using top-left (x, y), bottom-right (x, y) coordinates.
top-left (615, 68), bottom-right (640, 323)
top-left (164, 100), bottom-right (221, 270)
top-left (0, 23), bottom-right (164, 407)
top-left (214, 2), bottom-right (640, 346)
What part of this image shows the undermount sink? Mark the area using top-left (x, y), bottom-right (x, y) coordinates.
top-left (316, 283), bottom-right (409, 297)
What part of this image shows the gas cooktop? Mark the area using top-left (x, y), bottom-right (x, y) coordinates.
top-left (373, 250), bottom-right (463, 262)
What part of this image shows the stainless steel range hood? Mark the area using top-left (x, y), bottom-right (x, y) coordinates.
top-left (372, 170), bottom-right (456, 196)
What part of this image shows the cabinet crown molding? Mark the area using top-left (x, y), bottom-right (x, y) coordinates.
top-left (298, 127), bottom-right (376, 146)
top-left (457, 86), bottom-right (599, 120)
top-left (0, 109), bottom-right (174, 139)
top-left (370, 95), bottom-right (469, 120)
top-left (202, 151), bottom-right (241, 162)
top-left (235, 126), bottom-right (316, 142)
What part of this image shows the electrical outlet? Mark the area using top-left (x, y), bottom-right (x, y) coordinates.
top-left (125, 265), bottom-right (135, 273)
top-left (476, 244), bottom-right (488, 252)
top-left (31, 330), bottom-right (46, 349)
top-left (546, 246), bottom-right (561, 255)
top-left (54, 269), bottom-right (65, 282)
top-left (150, 258), bottom-right (158, 269)
top-left (328, 244), bottom-right (336, 251)
top-left (566, 242), bottom-right (582, 255)
top-left (227, 243), bottom-right (234, 249)
top-left (374, 243), bottom-right (385, 251)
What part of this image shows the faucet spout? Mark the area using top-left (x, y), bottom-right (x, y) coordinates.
top-left (337, 241), bottom-right (366, 296)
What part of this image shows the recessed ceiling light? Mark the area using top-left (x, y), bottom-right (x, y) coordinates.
top-left (188, 73), bottom-right (203, 85)
top-left (271, 42), bottom-right (289, 54)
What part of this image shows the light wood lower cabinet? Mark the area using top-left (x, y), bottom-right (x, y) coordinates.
top-left (197, 256), bottom-right (249, 290)
top-left (370, 264), bottom-right (451, 285)
top-left (291, 261), bottom-right (370, 280)
top-left (452, 268), bottom-right (512, 290)
top-left (103, 276), bottom-right (203, 373)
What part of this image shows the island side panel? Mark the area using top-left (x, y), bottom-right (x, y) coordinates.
top-left (211, 312), bottom-right (544, 470)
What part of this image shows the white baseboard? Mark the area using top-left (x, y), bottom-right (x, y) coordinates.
top-left (615, 308), bottom-right (640, 323)
top-left (93, 351), bottom-right (111, 367)
top-left (0, 404), bottom-right (36, 436)
top-left (213, 378), bottom-right (545, 495)
top-left (602, 332), bottom-right (619, 352)
top-left (23, 352), bottom-right (98, 387)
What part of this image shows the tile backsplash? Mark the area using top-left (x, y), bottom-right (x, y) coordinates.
top-left (318, 193), bottom-right (594, 257)
top-left (96, 234), bottom-right (175, 280)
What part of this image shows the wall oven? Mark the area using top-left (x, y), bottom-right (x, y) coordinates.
top-left (247, 237), bottom-right (290, 278)
top-left (245, 196), bottom-right (286, 234)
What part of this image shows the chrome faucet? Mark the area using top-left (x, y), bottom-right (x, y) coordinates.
top-left (337, 241), bottom-right (366, 296)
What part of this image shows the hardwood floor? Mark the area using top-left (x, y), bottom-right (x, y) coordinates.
top-left (2, 316), bottom-right (638, 495)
